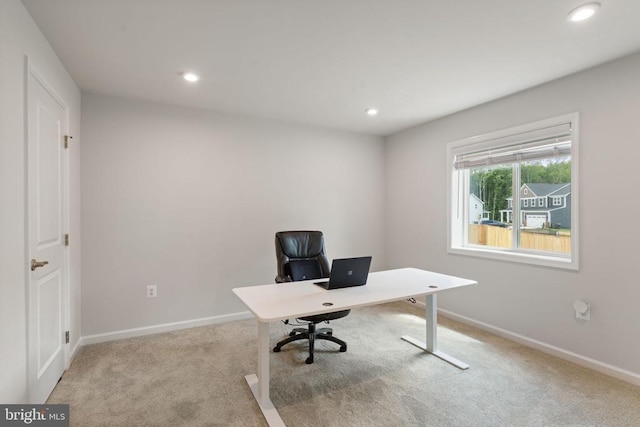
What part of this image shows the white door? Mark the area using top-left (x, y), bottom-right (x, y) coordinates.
top-left (27, 67), bottom-right (68, 403)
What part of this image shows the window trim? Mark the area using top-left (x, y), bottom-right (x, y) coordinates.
top-left (446, 113), bottom-right (579, 270)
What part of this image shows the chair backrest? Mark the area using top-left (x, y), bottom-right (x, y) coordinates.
top-left (275, 231), bottom-right (331, 282)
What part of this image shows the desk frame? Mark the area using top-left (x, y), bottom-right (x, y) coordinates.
top-left (233, 268), bottom-right (476, 427)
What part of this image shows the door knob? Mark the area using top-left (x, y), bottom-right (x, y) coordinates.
top-left (31, 259), bottom-right (49, 271)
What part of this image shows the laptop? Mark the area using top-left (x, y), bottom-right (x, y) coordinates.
top-left (314, 256), bottom-right (372, 290)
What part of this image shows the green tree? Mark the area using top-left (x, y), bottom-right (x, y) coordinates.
top-left (522, 160), bottom-right (570, 184)
top-left (471, 167), bottom-right (512, 221)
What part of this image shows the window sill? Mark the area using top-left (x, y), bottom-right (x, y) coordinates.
top-left (448, 246), bottom-right (578, 271)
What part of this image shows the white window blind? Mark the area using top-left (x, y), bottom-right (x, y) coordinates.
top-left (453, 122), bottom-right (572, 170)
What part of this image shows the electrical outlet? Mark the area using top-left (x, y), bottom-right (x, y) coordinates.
top-left (576, 309), bottom-right (590, 320)
top-left (146, 285), bottom-right (157, 298)
top-left (574, 300), bottom-right (590, 320)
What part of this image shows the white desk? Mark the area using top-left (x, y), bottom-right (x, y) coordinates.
top-left (232, 268), bottom-right (477, 427)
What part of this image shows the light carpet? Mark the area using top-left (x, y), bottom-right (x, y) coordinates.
top-left (48, 301), bottom-right (640, 426)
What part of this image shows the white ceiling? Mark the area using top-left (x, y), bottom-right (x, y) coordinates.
top-left (21, 0), bottom-right (640, 136)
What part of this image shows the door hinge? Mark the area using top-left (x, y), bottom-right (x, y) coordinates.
top-left (65, 331), bottom-right (69, 344)
top-left (64, 233), bottom-right (70, 246)
top-left (64, 135), bottom-right (73, 149)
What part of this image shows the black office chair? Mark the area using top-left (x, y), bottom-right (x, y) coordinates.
top-left (273, 230), bottom-right (349, 364)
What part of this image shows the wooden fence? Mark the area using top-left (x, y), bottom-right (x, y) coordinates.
top-left (468, 224), bottom-right (570, 253)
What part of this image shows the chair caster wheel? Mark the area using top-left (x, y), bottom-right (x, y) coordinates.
top-left (273, 346), bottom-right (281, 353)
top-left (339, 346), bottom-right (347, 352)
top-left (305, 357), bottom-right (314, 364)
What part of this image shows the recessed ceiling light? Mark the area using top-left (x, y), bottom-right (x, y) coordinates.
top-left (182, 72), bottom-right (200, 82)
top-left (365, 108), bottom-right (378, 116)
top-left (567, 3), bottom-right (600, 22)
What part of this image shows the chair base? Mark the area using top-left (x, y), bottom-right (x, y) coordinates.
top-left (273, 323), bottom-right (347, 364)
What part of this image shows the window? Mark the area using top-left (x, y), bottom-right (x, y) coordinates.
top-left (447, 113), bottom-right (579, 270)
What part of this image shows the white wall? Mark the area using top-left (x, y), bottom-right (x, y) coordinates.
top-left (386, 51), bottom-right (640, 378)
top-left (0, 0), bottom-right (81, 403)
top-left (81, 94), bottom-right (385, 336)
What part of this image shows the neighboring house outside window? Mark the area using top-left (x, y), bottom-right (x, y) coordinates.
top-left (500, 183), bottom-right (571, 229)
top-left (469, 193), bottom-right (490, 223)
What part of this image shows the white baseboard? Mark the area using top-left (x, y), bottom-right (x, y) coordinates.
top-left (70, 339), bottom-right (82, 361)
top-left (433, 305), bottom-right (640, 387)
top-left (80, 311), bottom-right (254, 346)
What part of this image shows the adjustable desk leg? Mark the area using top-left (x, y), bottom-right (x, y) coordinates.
top-left (401, 293), bottom-right (469, 370)
top-left (425, 293), bottom-right (437, 352)
top-left (257, 321), bottom-right (270, 401)
top-left (245, 321), bottom-right (286, 427)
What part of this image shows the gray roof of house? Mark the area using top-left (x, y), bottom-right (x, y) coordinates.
top-left (524, 183), bottom-right (570, 197)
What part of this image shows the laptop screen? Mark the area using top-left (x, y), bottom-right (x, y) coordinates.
top-left (315, 256), bottom-right (372, 289)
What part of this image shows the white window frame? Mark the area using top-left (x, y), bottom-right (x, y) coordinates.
top-left (447, 113), bottom-right (579, 270)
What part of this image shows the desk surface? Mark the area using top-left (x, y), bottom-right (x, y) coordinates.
top-left (233, 267), bottom-right (477, 322)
